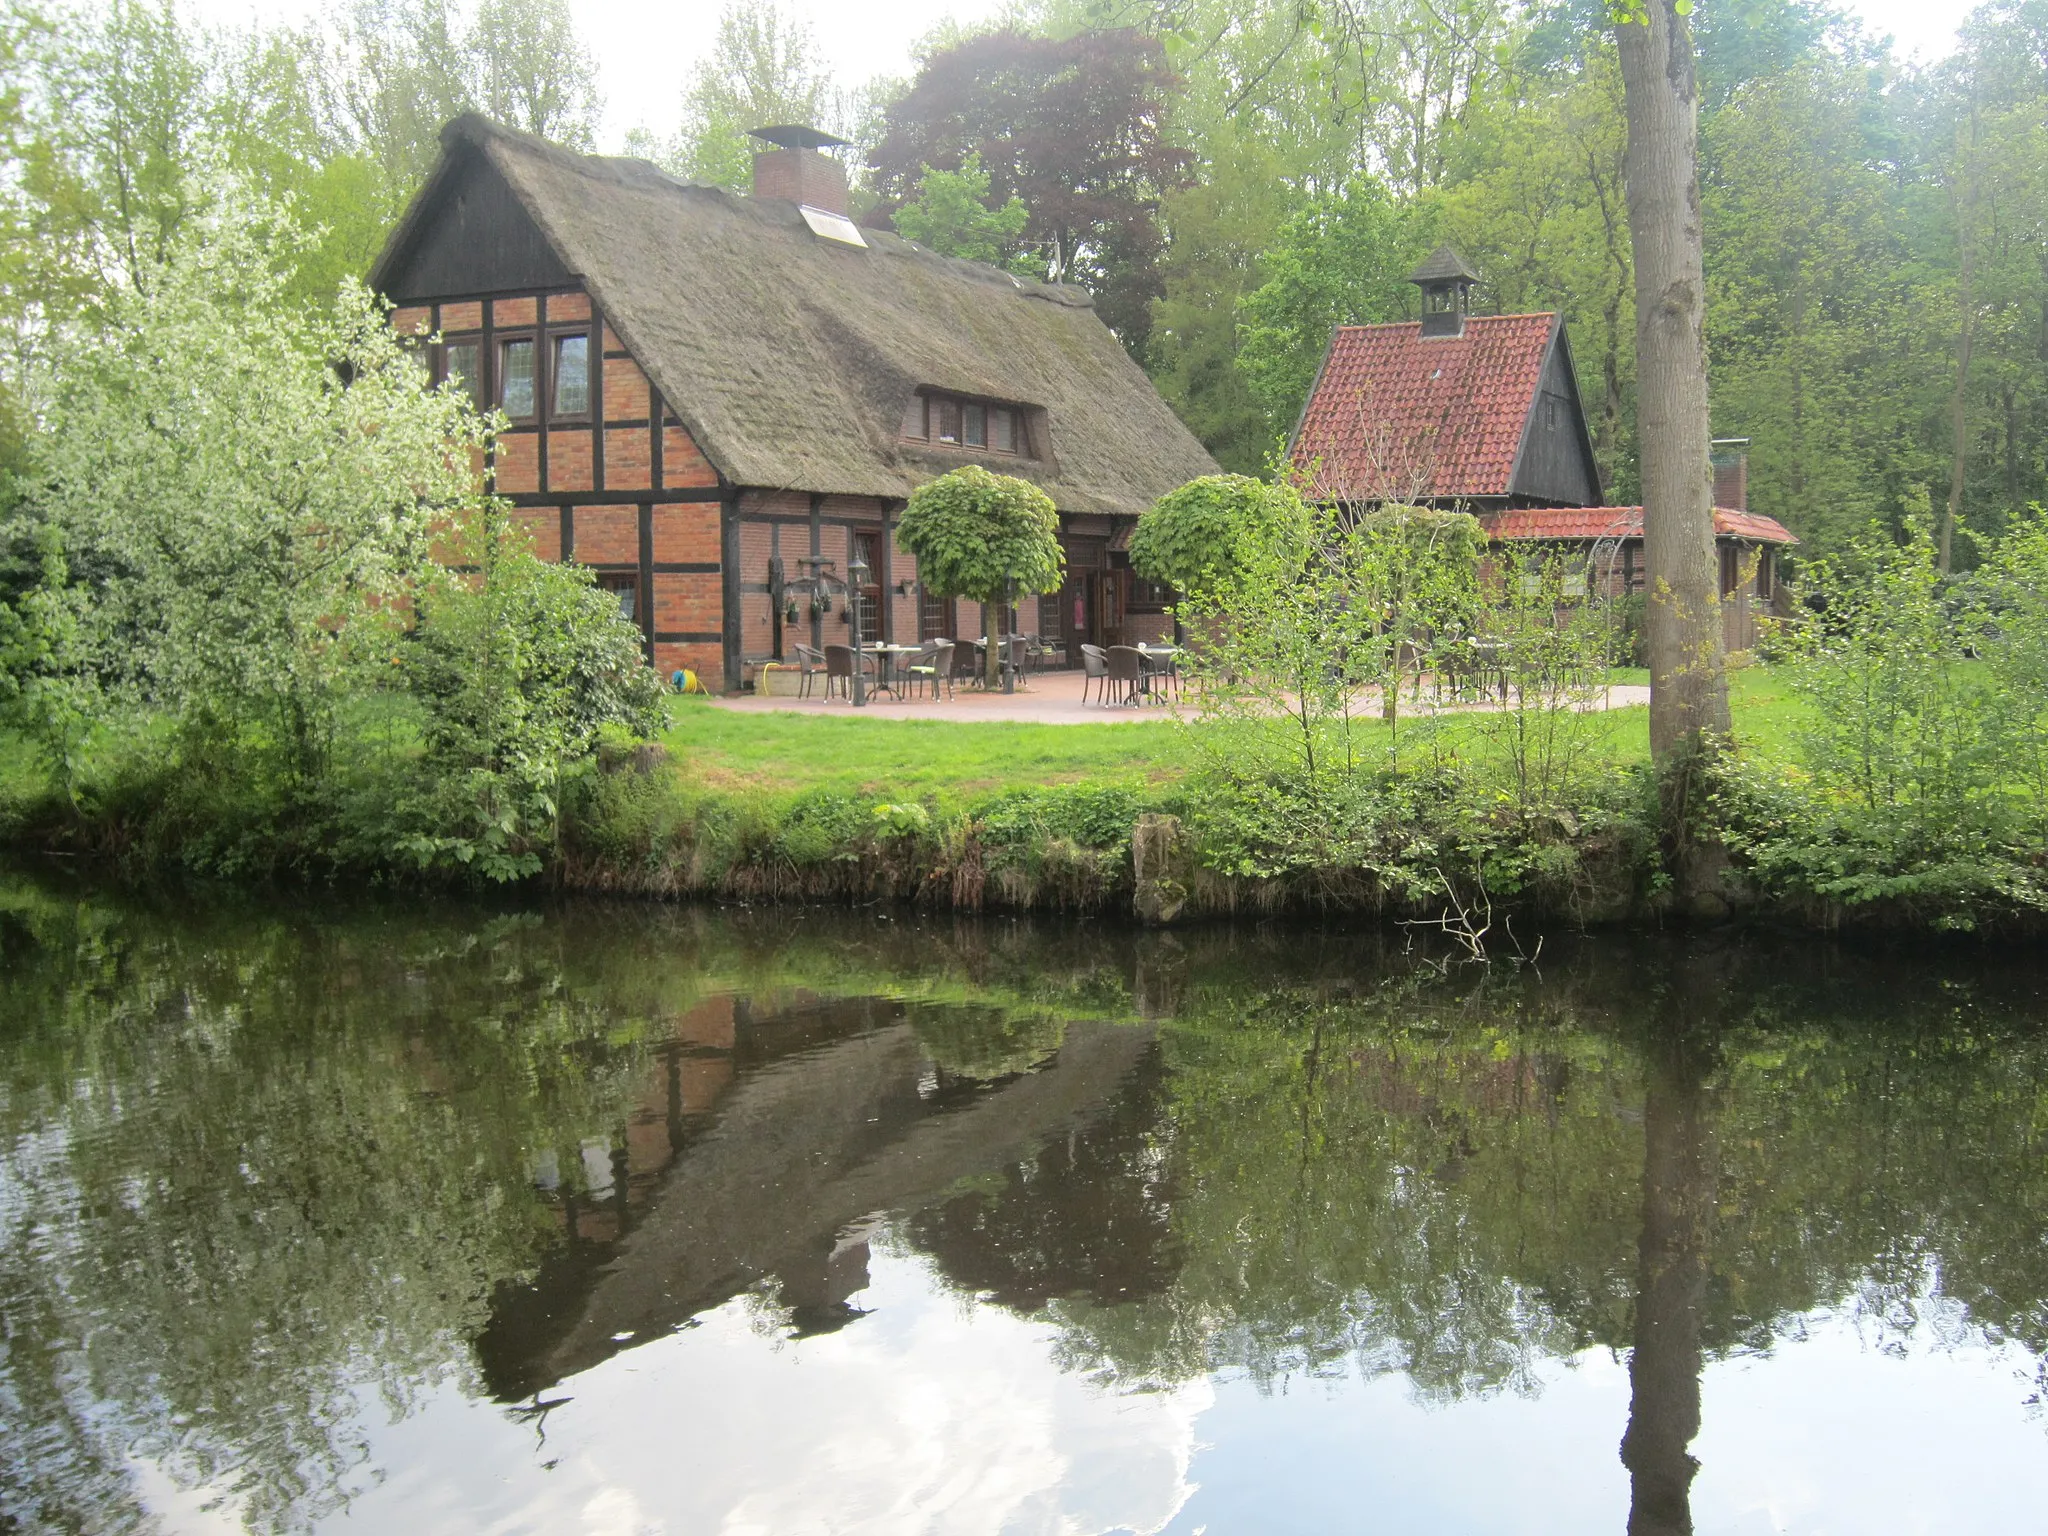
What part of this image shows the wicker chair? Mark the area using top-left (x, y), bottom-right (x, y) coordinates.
top-left (790, 643), bottom-right (824, 699)
top-left (822, 644), bottom-right (874, 700)
top-left (1105, 646), bottom-right (1145, 706)
top-left (1080, 644), bottom-right (1110, 705)
top-left (907, 640), bottom-right (954, 700)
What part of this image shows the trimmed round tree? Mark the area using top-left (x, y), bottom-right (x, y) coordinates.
top-left (1129, 474), bottom-right (1307, 598)
top-left (896, 466), bottom-right (1065, 687)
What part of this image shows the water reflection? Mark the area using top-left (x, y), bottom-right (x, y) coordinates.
top-left (3, 871), bottom-right (2048, 1533)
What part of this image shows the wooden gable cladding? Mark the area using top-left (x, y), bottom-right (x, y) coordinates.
top-left (1505, 324), bottom-right (1603, 508)
top-left (377, 141), bottom-right (574, 300)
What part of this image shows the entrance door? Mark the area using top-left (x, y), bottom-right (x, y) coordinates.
top-left (1062, 574), bottom-right (1091, 666)
top-left (1061, 537), bottom-right (1107, 666)
top-left (1093, 569), bottom-right (1124, 649)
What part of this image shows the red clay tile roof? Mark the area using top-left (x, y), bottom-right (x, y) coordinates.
top-left (1292, 314), bottom-right (1559, 500)
top-left (1482, 506), bottom-right (1799, 545)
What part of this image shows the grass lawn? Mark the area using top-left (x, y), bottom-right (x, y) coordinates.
top-left (0, 668), bottom-right (1807, 816)
top-left (656, 667), bottom-right (1810, 803)
top-left (657, 703), bottom-right (1186, 801)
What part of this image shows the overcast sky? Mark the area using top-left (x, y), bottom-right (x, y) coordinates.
top-left (186, 0), bottom-right (1972, 153)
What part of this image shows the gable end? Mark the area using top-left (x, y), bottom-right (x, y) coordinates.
top-left (1506, 319), bottom-right (1604, 508)
top-left (375, 144), bottom-right (574, 303)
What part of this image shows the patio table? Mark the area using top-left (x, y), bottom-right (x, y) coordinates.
top-left (867, 643), bottom-right (923, 699)
top-left (1135, 644), bottom-right (1180, 701)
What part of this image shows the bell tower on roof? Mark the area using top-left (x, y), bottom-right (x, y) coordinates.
top-left (1411, 245), bottom-right (1480, 338)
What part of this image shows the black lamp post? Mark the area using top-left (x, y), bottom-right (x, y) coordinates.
top-left (849, 552), bottom-right (870, 706)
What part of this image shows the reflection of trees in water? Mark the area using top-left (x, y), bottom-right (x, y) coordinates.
top-left (7, 878), bottom-right (2048, 1533)
top-left (968, 936), bottom-right (2048, 1443)
top-left (0, 886), bottom-right (671, 1533)
top-left (1621, 1018), bottom-right (1716, 1536)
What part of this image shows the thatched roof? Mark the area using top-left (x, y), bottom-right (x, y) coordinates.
top-left (373, 115), bottom-right (1217, 517)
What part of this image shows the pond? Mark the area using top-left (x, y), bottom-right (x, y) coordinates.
top-left (3, 871), bottom-right (2046, 1534)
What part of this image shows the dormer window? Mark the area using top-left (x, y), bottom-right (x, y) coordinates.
top-left (900, 391), bottom-right (1029, 456)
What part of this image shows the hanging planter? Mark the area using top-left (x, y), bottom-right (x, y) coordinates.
top-left (784, 599), bottom-right (800, 624)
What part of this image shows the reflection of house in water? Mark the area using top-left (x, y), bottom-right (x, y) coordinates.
top-left (476, 991), bottom-right (1161, 1400)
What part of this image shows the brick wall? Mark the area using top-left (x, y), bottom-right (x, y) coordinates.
top-left (652, 571), bottom-right (722, 635)
top-left (510, 510), bottom-right (560, 559)
top-left (664, 426), bottom-right (717, 488)
top-left (575, 505), bottom-right (639, 566)
top-left (604, 358), bottom-right (650, 423)
top-left (493, 433), bottom-right (538, 494)
top-left (547, 430), bottom-right (592, 492)
top-left (651, 504), bottom-right (717, 564)
top-left (606, 426), bottom-right (651, 489)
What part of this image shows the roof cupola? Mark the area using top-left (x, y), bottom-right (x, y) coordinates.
top-left (1410, 246), bottom-right (1480, 339)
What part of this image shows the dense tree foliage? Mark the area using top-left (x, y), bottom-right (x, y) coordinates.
top-left (640, 0), bottom-right (842, 191)
top-left (0, 1), bottom-right (2042, 567)
top-left (868, 28), bottom-right (1191, 351)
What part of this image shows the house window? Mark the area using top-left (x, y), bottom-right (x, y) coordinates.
top-left (597, 573), bottom-right (639, 625)
top-left (1128, 575), bottom-right (1173, 613)
top-left (552, 333), bottom-right (590, 417)
top-left (1756, 548), bottom-right (1774, 599)
top-left (898, 392), bottom-right (1029, 455)
top-left (1038, 589), bottom-right (1064, 647)
top-left (440, 338), bottom-right (483, 408)
top-left (499, 337), bottom-right (537, 419)
top-left (919, 590), bottom-right (956, 642)
top-left (1720, 544), bottom-right (1741, 597)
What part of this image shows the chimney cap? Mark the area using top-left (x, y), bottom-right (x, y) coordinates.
top-left (749, 125), bottom-right (852, 151)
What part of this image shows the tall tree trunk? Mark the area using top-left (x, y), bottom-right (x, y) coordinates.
top-left (1616, 0), bottom-right (1729, 765)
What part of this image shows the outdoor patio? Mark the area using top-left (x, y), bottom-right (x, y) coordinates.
top-left (709, 662), bottom-right (1652, 723)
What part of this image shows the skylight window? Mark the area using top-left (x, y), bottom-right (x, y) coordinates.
top-left (799, 204), bottom-right (867, 248)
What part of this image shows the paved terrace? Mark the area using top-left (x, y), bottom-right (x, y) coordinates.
top-left (708, 669), bottom-right (1652, 724)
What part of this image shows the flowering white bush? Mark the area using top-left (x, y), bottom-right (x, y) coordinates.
top-left (30, 186), bottom-right (495, 780)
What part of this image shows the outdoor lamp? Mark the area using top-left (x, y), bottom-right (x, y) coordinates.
top-left (848, 553), bottom-right (871, 706)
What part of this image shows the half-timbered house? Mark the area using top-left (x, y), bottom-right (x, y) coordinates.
top-left (371, 115), bottom-right (1218, 691)
top-left (1291, 246), bottom-right (1795, 650)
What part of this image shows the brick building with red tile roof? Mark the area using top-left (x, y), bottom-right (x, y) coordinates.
top-left (1293, 310), bottom-right (1603, 509)
top-left (1290, 248), bottom-right (1796, 649)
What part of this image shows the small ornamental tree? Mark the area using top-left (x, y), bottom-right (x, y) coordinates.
top-left (1129, 474), bottom-right (1306, 598)
top-left (896, 466), bottom-right (1064, 686)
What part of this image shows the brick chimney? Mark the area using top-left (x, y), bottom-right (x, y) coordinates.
top-left (749, 125), bottom-right (851, 217)
top-left (1711, 438), bottom-right (1750, 511)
